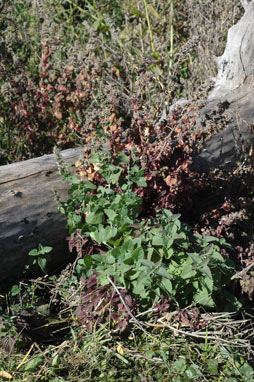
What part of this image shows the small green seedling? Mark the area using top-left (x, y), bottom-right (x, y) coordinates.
top-left (28, 243), bottom-right (53, 273)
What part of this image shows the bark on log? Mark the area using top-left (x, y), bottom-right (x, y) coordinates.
top-left (0, 147), bottom-right (84, 282)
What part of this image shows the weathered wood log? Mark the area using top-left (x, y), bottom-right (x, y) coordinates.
top-left (0, 147), bottom-right (84, 282)
top-left (192, 0), bottom-right (254, 172)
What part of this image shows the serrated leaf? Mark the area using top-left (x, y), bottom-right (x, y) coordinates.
top-left (201, 263), bottom-right (212, 276)
top-left (161, 278), bottom-right (172, 294)
top-left (41, 246), bottom-right (52, 254)
top-left (90, 226), bottom-right (117, 244)
top-left (29, 249), bottom-right (39, 256)
top-left (86, 212), bottom-right (105, 224)
top-left (181, 260), bottom-right (197, 279)
top-left (152, 235), bottom-right (164, 246)
top-left (203, 274), bottom-right (213, 292)
top-left (156, 266), bottom-right (171, 279)
top-left (166, 238), bottom-right (174, 249)
top-left (194, 288), bottom-right (214, 308)
top-left (188, 252), bottom-right (201, 266)
top-left (104, 209), bottom-right (117, 221)
top-left (203, 235), bottom-right (220, 242)
top-left (125, 247), bottom-right (144, 263)
top-left (38, 257), bottom-right (47, 273)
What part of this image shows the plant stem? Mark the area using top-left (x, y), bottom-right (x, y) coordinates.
top-left (143, 0), bottom-right (155, 53)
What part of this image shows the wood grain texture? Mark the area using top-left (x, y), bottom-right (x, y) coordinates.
top-left (0, 147), bottom-right (84, 281)
top-left (192, 2), bottom-right (254, 172)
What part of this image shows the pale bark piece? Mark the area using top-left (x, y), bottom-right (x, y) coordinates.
top-left (192, 0), bottom-right (254, 172)
top-left (0, 147), bottom-right (84, 281)
top-left (208, 0), bottom-right (254, 102)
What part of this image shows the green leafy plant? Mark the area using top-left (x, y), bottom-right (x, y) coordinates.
top-left (57, 148), bottom-right (238, 311)
top-left (28, 243), bottom-right (53, 273)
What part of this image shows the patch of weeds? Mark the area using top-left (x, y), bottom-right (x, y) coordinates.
top-left (0, 0), bottom-right (241, 163)
top-left (55, 145), bottom-right (240, 325)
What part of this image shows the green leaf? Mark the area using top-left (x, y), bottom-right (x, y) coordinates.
top-left (156, 266), bottom-right (172, 280)
top-left (41, 246), bottom-right (53, 255)
top-left (200, 264), bottom-right (212, 279)
top-left (203, 274), bottom-right (213, 292)
top-left (92, 20), bottom-right (100, 31)
top-left (133, 282), bottom-right (147, 299)
top-left (223, 290), bottom-right (242, 311)
top-left (36, 304), bottom-right (50, 316)
top-left (136, 177), bottom-right (147, 187)
top-left (203, 235), bottom-right (220, 243)
top-left (92, 253), bottom-right (115, 265)
top-left (219, 237), bottom-right (231, 248)
top-left (11, 285), bottom-right (21, 296)
top-left (104, 209), bottom-right (117, 221)
top-left (66, 175), bottom-right (80, 184)
top-left (29, 249), bottom-right (39, 256)
top-left (152, 235), bottom-right (164, 246)
top-left (194, 288), bottom-right (214, 308)
top-left (172, 358), bottom-right (186, 372)
top-left (52, 354), bottom-right (59, 368)
top-left (161, 277), bottom-right (172, 294)
top-left (84, 181), bottom-right (96, 190)
top-left (24, 356), bottom-right (43, 371)
top-left (90, 226), bottom-right (117, 244)
top-left (140, 259), bottom-right (155, 269)
top-left (165, 240), bottom-right (174, 251)
top-left (171, 224), bottom-right (178, 237)
top-left (185, 364), bottom-right (202, 379)
top-left (130, 8), bottom-right (144, 18)
top-left (117, 152), bottom-right (130, 164)
top-left (38, 257), bottom-right (47, 273)
top-left (207, 359), bottom-right (218, 374)
top-left (86, 212), bottom-right (105, 224)
top-left (188, 252), bottom-right (202, 267)
top-left (181, 259), bottom-right (197, 279)
top-left (239, 363), bottom-right (254, 378)
top-left (122, 239), bottom-right (134, 251)
top-left (124, 247), bottom-right (144, 264)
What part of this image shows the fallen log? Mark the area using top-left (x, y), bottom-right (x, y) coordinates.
top-left (191, 0), bottom-right (254, 172)
top-left (0, 147), bottom-right (84, 282)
